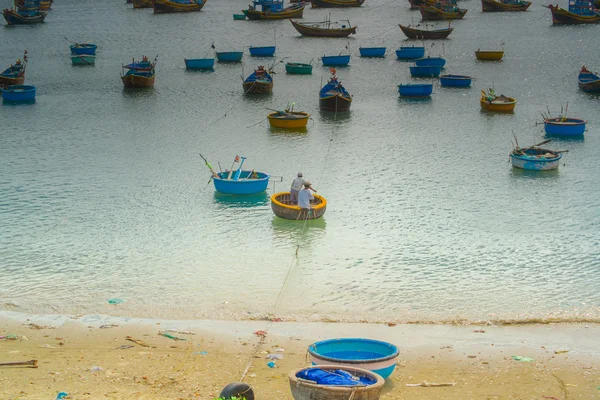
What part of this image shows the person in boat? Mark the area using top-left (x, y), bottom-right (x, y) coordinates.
top-left (290, 172), bottom-right (316, 204)
top-left (298, 181), bottom-right (315, 211)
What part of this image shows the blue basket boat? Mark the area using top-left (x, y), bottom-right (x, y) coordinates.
top-left (440, 74), bottom-right (472, 87)
top-left (410, 65), bottom-right (442, 77)
top-left (396, 46), bottom-right (425, 60)
top-left (70, 43), bottom-right (97, 55)
top-left (510, 147), bottom-right (563, 171)
top-left (359, 47), bottom-right (386, 57)
top-left (213, 170), bottom-right (270, 194)
top-left (216, 51), bottom-right (244, 62)
top-left (544, 117), bottom-right (586, 137)
top-left (415, 56), bottom-right (446, 68)
top-left (398, 83), bottom-right (433, 97)
top-left (249, 46), bottom-right (276, 57)
top-left (322, 55), bottom-right (350, 66)
top-left (185, 58), bottom-right (215, 70)
top-left (308, 338), bottom-right (399, 379)
top-left (1, 85), bottom-right (36, 102)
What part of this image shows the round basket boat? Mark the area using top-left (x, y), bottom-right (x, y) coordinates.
top-left (308, 338), bottom-right (399, 379)
top-left (213, 171), bottom-right (270, 195)
top-left (289, 365), bottom-right (384, 400)
top-left (270, 192), bottom-right (326, 220)
top-left (267, 111), bottom-right (310, 129)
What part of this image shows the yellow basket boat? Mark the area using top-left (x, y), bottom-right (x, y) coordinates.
top-left (480, 91), bottom-right (516, 112)
top-left (475, 49), bottom-right (504, 61)
top-left (271, 192), bottom-right (327, 220)
top-left (267, 111), bottom-right (310, 129)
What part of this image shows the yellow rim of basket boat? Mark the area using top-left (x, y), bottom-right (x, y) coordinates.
top-left (271, 192), bottom-right (327, 211)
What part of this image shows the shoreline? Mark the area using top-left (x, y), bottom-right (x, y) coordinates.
top-left (1, 313), bottom-right (599, 399)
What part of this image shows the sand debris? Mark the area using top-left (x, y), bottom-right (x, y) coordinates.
top-left (406, 381), bottom-right (457, 387)
top-left (125, 336), bottom-right (150, 347)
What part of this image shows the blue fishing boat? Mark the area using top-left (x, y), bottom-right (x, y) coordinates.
top-left (398, 83), bottom-right (433, 97)
top-left (308, 338), bottom-right (399, 379)
top-left (544, 117), bottom-right (586, 137)
top-left (243, 65), bottom-right (273, 94)
top-left (546, 0), bottom-right (600, 24)
top-left (319, 69), bottom-right (352, 111)
top-left (440, 74), bottom-right (472, 87)
top-left (322, 55), bottom-right (350, 66)
top-left (70, 43), bottom-right (97, 55)
top-left (578, 65), bottom-right (600, 93)
top-left (415, 56), bottom-right (446, 68)
top-left (249, 46), bottom-right (276, 57)
top-left (396, 46), bottom-right (425, 60)
top-left (510, 146), bottom-right (563, 171)
top-left (410, 65), bottom-right (442, 77)
top-left (245, 0), bottom-right (305, 20)
top-left (359, 47), bottom-right (386, 57)
top-left (1, 84), bottom-right (36, 102)
top-left (184, 58), bottom-right (215, 69)
top-left (216, 51), bottom-right (244, 62)
top-left (3, 0), bottom-right (47, 25)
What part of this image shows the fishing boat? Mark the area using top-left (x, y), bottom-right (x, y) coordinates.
top-left (480, 89), bottom-right (516, 112)
top-left (396, 46), bottom-right (425, 60)
top-left (200, 155), bottom-right (270, 195)
top-left (290, 18), bottom-right (357, 37)
top-left (481, 0), bottom-right (531, 11)
top-left (410, 65), bottom-right (442, 77)
top-left (475, 49), bottom-right (504, 61)
top-left (215, 52), bottom-right (244, 62)
top-left (359, 47), bottom-right (386, 57)
top-left (510, 141), bottom-right (564, 171)
top-left (440, 74), bottom-right (472, 87)
top-left (289, 366), bottom-right (383, 400)
top-left (249, 46), bottom-right (276, 57)
top-left (16, 0), bottom-right (52, 10)
top-left (268, 105), bottom-right (310, 128)
top-left (545, 0), bottom-right (600, 24)
top-left (243, 65), bottom-right (273, 94)
top-left (419, 2), bottom-right (468, 20)
top-left (70, 43), bottom-right (97, 55)
top-left (415, 56), bottom-right (446, 67)
top-left (0, 53), bottom-right (27, 86)
top-left (544, 117), bottom-right (586, 136)
top-left (245, 0), bottom-right (304, 19)
top-left (271, 192), bottom-right (327, 220)
top-left (310, 0), bottom-right (365, 7)
top-left (319, 69), bottom-right (352, 112)
top-left (399, 23), bottom-right (454, 39)
top-left (71, 55), bottom-right (96, 66)
top-left (184, 58), bottom-right (214, 69)
top-left (398, 83), bottom-right (433, 97)
top-left (3, 1), bottom-right (47, 24)
top-left (321, 54), bottom-right (350, 66)
top-left (578, 65), bottom-right (600, 93)
top-left (121, 56), bottom-right (156, 88)
top-left (285, 62), bottom-right (313, 74)
top-left (132, 0), bottom-right (152, 8)
top-left (1, 85), bottom-right (36, 102)
top-left (153, 0), bottom-right (206, 13)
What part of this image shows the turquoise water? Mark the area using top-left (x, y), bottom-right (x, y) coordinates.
top-left (1, 0), bottom-right (599, 324)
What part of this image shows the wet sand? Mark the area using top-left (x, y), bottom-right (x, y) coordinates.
top-left (0, 314), bottom-right (598, 399)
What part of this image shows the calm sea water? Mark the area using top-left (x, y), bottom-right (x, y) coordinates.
top-left (1, 0), bottom-right (599, 324)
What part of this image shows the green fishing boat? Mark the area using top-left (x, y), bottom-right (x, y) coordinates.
top-left (285, 62), bottom-right (312, 75)
top-left (71, 54), bottom-right (96, 65)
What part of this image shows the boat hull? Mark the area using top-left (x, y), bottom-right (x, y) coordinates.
top-left (214, 171), bottom-right (270, 195)
top-left (319, 94), bottom-right (352, 111)
top-left (481, 0), bottom-right (531, 11)
top-left (245, 5), bottom-right (304, 19)
top-left (243, 81), bottom-right (273, 94)
top-left (285, 63), bottom-right (313, 74)
top-left (185, 58), bottom-right (215, 69)
top-left (3, 9), bottom-right (46, 24)
top-left (480, 97), bottom-right (516, 112)
top-left (398, 83), bottom-right (433, 97)
top-left (419, 4), bottom-right (467, 20)
top-left (510, 153), bottom-right (562, 170)
top-left (271, 192), bottom-right (327, 220)
top-left (122, 74), bottom-right (155, 88)
top-left (249, 46), bottom-right (276, 57)
top-left (579, 80), bottom-right (600, 92)
top-left (322, 55), bottom-right (350, 66)
top-left (310, 0), bottom-right (364, 7)
top-left (548, 5), bottom-right (600, 24)
top-left (291, 19), bottom-right (357, 37)
top-left (475, 50), bottom-right (504, 61)
top-left (399, 24), bottom-right (453, 39)
top-left (153, 0), bottom-right (206, 13)
top-left (410, 65), bottom-right (442, 77)
top-left (544, 118), bottom-right (586, 136)
top-left (0, 75), bottom-right (25, 86)
top-left (440, 74), bottom-right (472, 87)
top-left (71, 55), bottom-right (96, 65)
top-left (268, 111), bottom-right (310, 128)
top-left (216, 52), bottom-right (243, 62)
top-left (1, 85), bottom-right (36, 101)
top-left (359, 47), bottom-right (386, 57)
top-left (396, 47), bottom-right (425, 60)
top-left (132, 0), bottom-right (153, 8)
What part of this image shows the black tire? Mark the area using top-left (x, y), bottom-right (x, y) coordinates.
top-left (219, 382), bottom-right (255, 400)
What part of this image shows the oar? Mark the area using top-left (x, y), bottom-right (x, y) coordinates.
top-left (233, 157), bottom-right (246, 180)
top-left (199, 153), bottom-right (218, 177)
top-left (227, 156), bottom-right (239, 180)
top-left (533, 139), bottom-right (552, 147)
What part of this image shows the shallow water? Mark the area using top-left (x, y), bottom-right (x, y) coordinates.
top-left (1, 0), bottom-right (599, 324)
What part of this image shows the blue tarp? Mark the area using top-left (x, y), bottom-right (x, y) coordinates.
top-left (296, 368), bottom-right (377, 386)
top-left (319, 78), bottom-right (350, 98)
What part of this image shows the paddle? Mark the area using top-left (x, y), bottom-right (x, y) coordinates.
top-left (233, 157), bottom-right (246, 180)
top-left (227, 155), bottom-right (239, 180)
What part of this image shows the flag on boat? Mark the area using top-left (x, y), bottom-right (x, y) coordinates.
top-left (234, 155), bottom-right (240, 163)
top-left (329, 67), bottom-right (336, 75)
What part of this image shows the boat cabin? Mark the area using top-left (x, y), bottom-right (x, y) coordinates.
top-left (568, 0), bottom-right (597, 14)
top-left (249, 0), bottom-right (284, 12)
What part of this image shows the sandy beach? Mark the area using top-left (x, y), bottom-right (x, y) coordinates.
top-left (1, 313), bottom-right (599, 399)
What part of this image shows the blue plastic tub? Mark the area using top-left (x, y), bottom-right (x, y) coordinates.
top-left (359, 47), bottom-right (386, 57)
top-left (398, 83), bottom-right (433, 97)
top-left (185, 58), bottom-right (215, 70)
top-left (249, 46), bottom-right (276, 57)
top-left (1, 85), bottom-right (36, 102)
top-left (308, 338), bottom-right (399, 379)
top-left (216, 52), bottom-right (244, 62)
top-left (396, 46), bottom-right (425, 60)
top-left (213, 171), bottom-right (270, 194)
top-left (544, 118), bottom-right (586, 137)
top-left (410, 65), bottom-right (442, 77)
top-left (440, 74), bottom-right (472, 87)
top-left (322, 55), bottom-right (350, 66)
top-left (415, 56), bottom-right (446, 68)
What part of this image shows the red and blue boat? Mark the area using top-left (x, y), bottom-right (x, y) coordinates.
top-left (578, 65), bottom-right (600, 92)
top-left (0, 52), bottom-right (27, 86)
top-left (243, 65), bottom-right (273, 94)
top-left (121, 56), bottom-right (156, 88)
top-left (319, 68), bottom-right (352, 112)
top-left (545, 0), bottom-right (600, 24)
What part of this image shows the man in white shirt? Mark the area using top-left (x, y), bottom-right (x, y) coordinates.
top-left (298, 182), bottom-right (315, 210)
top-left (290, 172), bottom-right (305, 204)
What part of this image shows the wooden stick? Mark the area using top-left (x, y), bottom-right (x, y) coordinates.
top-left (125, 336), bottom-right (149, 347)
top-left (406, 381), bottom-right (456, 387)
top-left (0, 360), bottom-right (38, 368)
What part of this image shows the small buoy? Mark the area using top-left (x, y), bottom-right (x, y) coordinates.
top-left (342, 25), bottom-right (346, 28)
top-left (220, 382), bottom-right (255, 400)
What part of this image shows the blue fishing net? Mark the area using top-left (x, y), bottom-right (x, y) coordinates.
top-left (297, 368), bottom-right (377, 386)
